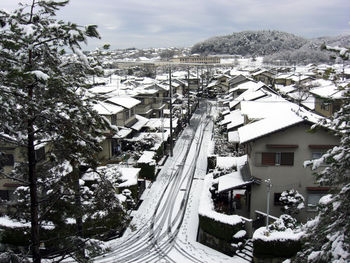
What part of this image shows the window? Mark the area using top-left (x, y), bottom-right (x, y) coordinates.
top-left (111, 114), bottom-right (117, 125)
top-left (124, 110), bottom-right (130, 120)
top-left (35, 147), bottom-right (46, 162)
top-left (274, 193), bottom-right (282, 206)
top-left (261, 152), bottom-right (294, 166)
top-left (311, 152), bottom-right (323, 160)
top-left (307, 192), bottom-right (326, 211)
top-left (0, 153), bottom-right (14, 167)
top-left (0, 190), bottom-right (14, 201)
top-left (320, 101), bottom-right (330, 111)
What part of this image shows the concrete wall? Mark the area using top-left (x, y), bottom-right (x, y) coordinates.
top-left (247, 122), bottom-right (339, 222)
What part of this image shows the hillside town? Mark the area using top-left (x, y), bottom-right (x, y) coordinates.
top-left (1, 46), bottom-right (349, 262)
top-left (0, 1), bottom-right (349, 263)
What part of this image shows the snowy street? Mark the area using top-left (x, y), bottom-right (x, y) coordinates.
top-left (94, 100), bottom-right (246, 263)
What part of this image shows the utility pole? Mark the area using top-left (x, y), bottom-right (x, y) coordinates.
top-left (169, 67), bottom-right (173, 157)
top-left (187, 67), bottom-right (191, 124)
top-left (265, 179), bottom-right (272, 228)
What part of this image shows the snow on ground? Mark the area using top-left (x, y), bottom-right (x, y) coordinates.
top-left (98, 101), bottom-right (247, 262)
top-left (199, 173), bottom-right (243, 226)
top-left (170, 108), bottom-right (247, 263)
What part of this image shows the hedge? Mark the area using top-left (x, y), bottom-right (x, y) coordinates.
top-left (198, 214), bottom-right (244, 242)
top-left (253, 238), bottom-right (301, 258)
top-left (137, 162), bottom-right (156, 181)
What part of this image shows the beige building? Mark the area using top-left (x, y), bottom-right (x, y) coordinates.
top-left (0, 139), bottom-right (47, 201)
top-left (238, 118), bottom-right (339, 223)
top-left (171, 56), bottom-right (220, 64)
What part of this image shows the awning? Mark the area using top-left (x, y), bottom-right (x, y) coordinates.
top-left (113, 128), bottom-right (132, 139)
top-left (131, 115), bottom-right (149, 131)
top-left (218, 171), bottom-right (254, 193)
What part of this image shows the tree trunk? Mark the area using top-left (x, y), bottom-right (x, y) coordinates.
top-left (73, 166), bottom-right (83, 237)
top-left (28, 120), bottom-right (41, 263)
top-left (72, 165), bottom-right (85, 259)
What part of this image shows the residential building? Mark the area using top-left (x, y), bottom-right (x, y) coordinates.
top-left (309, 80), bottom-right (346, 117)
top-left (0, 138), bottom-right (47, 203)
top-left (251, 70), bottom-right (275, 85)
top-left (237, 111), bottom-right (339, 223)
top-left (171, 56), bottom-right (220, 64)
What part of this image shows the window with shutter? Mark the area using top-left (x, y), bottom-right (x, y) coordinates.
top-left (261, 152), bottom-right (294, 166)
top-left (262, 152), bottom-right (275, 165)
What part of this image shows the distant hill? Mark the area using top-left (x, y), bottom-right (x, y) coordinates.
top-left (191, 30), bottom-right (350, 64)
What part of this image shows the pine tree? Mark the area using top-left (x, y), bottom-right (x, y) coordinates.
top-left (293, 48), bottom-right (350, 262)
top-left (0, 1), bottom-right (112, 262)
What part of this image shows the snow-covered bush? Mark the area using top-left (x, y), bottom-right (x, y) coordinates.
top-left (253, 215), bottom-right (303, 259)
top-left (268, 214), bottom-right (298, 232)
top-left (279, 189), bottom-right (305, 216)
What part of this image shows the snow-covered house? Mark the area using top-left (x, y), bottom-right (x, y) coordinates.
top-left (274, 73), bottom-right (295, 86)
top-left (228, 74), bottom-right (252, 91)
top-left (106, 96), bottom-right (141, 128)
top-left (93, 101), bottom-right (129, 160)
top-left (251, 69), bottom-right (275, 85)
top-left (309, 79), bottom-right (347, 117)
top-left (237, 108), bottom-right (339, 223)
top-left (219, 109), bottom-right (245, 132)
top-left (205, 74), bottom-right (231, 97)
top-left (171, 79), bottom-right (186, 95)
top-left (0, 136), bottom-right (47, 203)
top-left (133, 84), bottom-right (168, 118)
top-left (228, 81), bottom-right (269, 110)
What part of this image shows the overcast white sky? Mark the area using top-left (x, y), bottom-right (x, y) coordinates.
top-left (2, 0), bottom-right (350, 50)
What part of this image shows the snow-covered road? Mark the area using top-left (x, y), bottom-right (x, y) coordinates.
top-left (95, 101), bottom-right (246, 263)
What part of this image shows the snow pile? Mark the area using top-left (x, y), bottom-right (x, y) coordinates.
top-left (136, 150), bottom-right (156, 165)
top-left (253, 214), bottom-right (303, 242)
top-left (29, 70), bottom-right (50, 81)
top-left (253, 226), bottom-right (302, 242)
top-left (82, 164), bottom-right (140, 187)
top-left (216, 155), bottom-right (247, 170)
top-left (233, 230), bottom-right (246, 239)
top-left (198, 173), bottom-right (242, 226)
top-left (118, 167), bottom-right (140, 187)
top-left (0, 216), bottom-right (30, 228)
top-left (0, 216), bottom-right (54, 230)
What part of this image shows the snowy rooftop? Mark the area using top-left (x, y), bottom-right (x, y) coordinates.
top-left (145, 118), bottom-right (179, 130)
top-left (240, 95), bottom-right (297, 120)
top-left (131, 115), bottom-right (149, 131)
top-left (198, 173), bottom-right (243, 226)
top-left (219, 109), bottom-right (243, 126)
top-left (118, 167), bottom-right (141, 187)
top-left (107, 96), bottom-right (141, 109)
top-left (275, 84), bottom-right (296, 95)
top-left (113, 127), bottom-right (132, 139)
top-left (216, 155), bottom-right (247, 170)
top-left (82, 164), bottom-right (140, 187)
top-left (137, 150), bottom-right (156, 164)
top-left (93, 101), bottom-right (124, 115)
top-left (216, 155), bottom-right (251, 193)
top-left (238, 110), bottom-right (315, 144)
top-left (218, 171), bottom-right (251, 193)
top-left (309, 79), bottom-right (346, 99)
top-left (228, 131), bottom-right (240, 143)
top-left (229, 82), bottom-right (267, 109)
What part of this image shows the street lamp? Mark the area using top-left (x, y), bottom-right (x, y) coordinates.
top-left (265, 179), bottom-right (272, 228)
